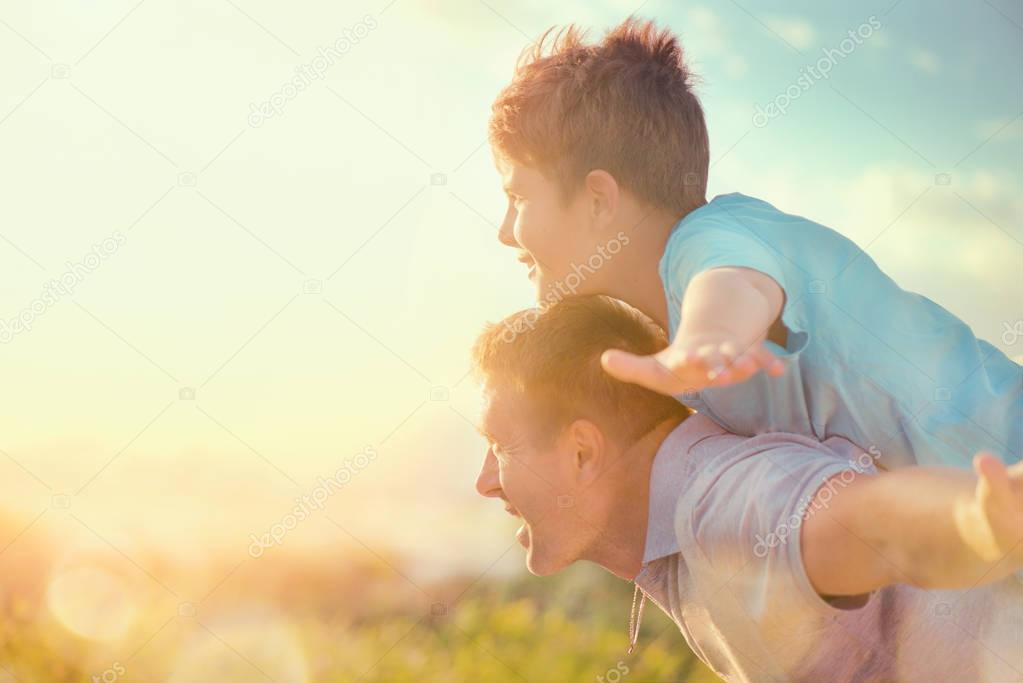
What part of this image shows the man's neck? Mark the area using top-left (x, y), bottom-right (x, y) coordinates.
top-left (582, 415), bottom-right (686, 580)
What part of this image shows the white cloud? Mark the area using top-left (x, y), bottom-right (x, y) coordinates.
top-left (723, 54), bottom-right (748, 79)
top-left (909, 48), bottom-right (940, 74)
top-left (975, 116), bottom-right (1023, 140)
top-left (864, 28), bottom-right (890, 49)
top-left (684, 5), bottom-right (728, 55)
top-left (679, 6), bottom-right (749, 80)
top-left (764, 16), bottom-right (817, 50)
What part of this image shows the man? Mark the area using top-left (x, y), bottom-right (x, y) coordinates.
top-left (471, 296), bottom-right (1023, 682)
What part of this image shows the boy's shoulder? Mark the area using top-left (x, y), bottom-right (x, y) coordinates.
top-left (658, 193), bottom-right (795, 298)
top-left (659, 192), bottom-right (862, 294)
top-left (667, 192), bottom-right (832, 244)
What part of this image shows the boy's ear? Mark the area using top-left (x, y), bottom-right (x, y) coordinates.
top-left (583, 170), bottom-right (620, 223)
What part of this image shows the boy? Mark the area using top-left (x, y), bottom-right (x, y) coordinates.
top-left (471, 296), bottom-right (1023, 681)
top-left (487, 18), bottom-right (1021, 469)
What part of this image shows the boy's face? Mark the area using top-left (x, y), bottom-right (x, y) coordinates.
top-left (494, 156), bottom-right (605, 300)
top-left (474, 385), bottom-right (598, 576)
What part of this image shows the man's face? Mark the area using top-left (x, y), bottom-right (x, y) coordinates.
top-left (474, 386), bottom-right (594, 576)
top-left (494, 156), bottom-right (604, 300)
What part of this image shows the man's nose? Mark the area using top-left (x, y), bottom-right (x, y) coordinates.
top-left (475, 447), bottom-right (502, 498)
top-left (497, 205), bottom-right (518, 248)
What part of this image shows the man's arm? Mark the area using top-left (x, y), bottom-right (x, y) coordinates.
top-left (602, 267), bottom-right (785, 394)
top-left (802, 453), bottom-right (1023, 597)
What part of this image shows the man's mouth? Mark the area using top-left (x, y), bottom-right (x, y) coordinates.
top-left (504, 505), bottom-right (521, 518)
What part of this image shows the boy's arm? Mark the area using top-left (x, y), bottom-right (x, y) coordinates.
top-left (602, 266), bottom-right (786, 395)
top-left (803, 453), bottom-right (1023, 597)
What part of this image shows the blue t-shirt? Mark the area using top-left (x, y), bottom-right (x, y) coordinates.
top-left (660, 192), bottom-right (1022, 469)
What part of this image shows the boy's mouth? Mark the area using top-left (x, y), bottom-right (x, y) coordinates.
top-left (516, 253), bottom-right (537, 278)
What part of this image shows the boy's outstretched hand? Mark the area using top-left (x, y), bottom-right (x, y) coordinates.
top-left (601, 335), bottom-right (785, 396)
top-left (957, 453), bottom-right (1023, 566)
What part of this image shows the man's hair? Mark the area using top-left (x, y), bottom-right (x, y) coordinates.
top-left (489, 16), bottom-right (709, 217)
top-left (471, 296), bottom-right (690, 447)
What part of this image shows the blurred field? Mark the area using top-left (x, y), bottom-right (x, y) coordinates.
top-left (0, 513), bottom-right (714, 682)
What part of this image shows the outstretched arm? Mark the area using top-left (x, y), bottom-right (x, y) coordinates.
top-left (602, 267), bottom-right (785, 395)
top-left (803, 453), bottom-right (1023, 597)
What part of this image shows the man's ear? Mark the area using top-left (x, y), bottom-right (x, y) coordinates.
top-left (566, 418), bottom-right (608, 486)
top-left (583, 170), bottom-right (620, 225)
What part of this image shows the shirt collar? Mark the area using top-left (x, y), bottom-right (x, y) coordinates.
top-left (641, 418), bottom-right (700, 564)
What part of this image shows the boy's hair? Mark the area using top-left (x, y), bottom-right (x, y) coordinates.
top-left (472, 296), bottom-right (690, 446)
top-left (489, 17), bottom-right (709, 217)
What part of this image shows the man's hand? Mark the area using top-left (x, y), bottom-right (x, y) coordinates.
top-left (956, 452), bottom-right (1023, 566)
top-left (601, 334), bottom-right (785, 396)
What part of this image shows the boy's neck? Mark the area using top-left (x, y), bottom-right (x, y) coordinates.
top-left (599, 205), bottom-right (692, 332)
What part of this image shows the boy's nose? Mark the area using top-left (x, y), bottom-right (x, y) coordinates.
top-left (475, 447), bottom-right (502, 498)
top-left (497, 205), bottom-right (519, 247)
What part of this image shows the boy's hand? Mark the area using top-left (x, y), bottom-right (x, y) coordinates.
top-left (956, 453), bottom-right (1023, 566)
top-left (601, 334), bottom-right (784, 396)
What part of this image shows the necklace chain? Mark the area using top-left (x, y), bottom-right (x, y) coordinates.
top-left (627, 582), bottom-right (647, 654)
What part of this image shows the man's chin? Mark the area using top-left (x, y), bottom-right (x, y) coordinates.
top-left (523, 537), bottom-right (570, 577)
top-left (525, 551), bottom-right (565, 577)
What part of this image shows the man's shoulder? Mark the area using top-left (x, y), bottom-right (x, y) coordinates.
top-left (668, 414), bottom-right (844, 471)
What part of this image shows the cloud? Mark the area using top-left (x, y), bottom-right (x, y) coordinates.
top-left (683, 5), bottom-right (728, 55)
top-left (680, 5), bottom-right (748, 79)
top-left (764, 16), bottom-right (816, 50)
top-left (975, 116), bottom-right (1023, 140)
top-left (723, 54), bottom-right (748, 78)
top-left (909, 48), bottom-right (940, 74)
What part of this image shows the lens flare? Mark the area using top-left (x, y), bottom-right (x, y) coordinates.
top-left (46, 564), bottom-right (138, 641)
top-left (169, 611), bottom-right (308, 683)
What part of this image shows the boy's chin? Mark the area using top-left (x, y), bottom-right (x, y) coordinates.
top-left (528, 268), bottom-right (546, 296)
top-left (534, 273), bottom-right (577, 303)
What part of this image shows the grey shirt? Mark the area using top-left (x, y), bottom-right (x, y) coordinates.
top-left (635, 414), bottom-right (1023, 682)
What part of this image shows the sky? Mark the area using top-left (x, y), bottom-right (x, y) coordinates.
top-left (0, 0), bottom-right (1021, 583)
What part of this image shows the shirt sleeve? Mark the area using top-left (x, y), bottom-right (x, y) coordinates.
top-left (661, 223), bottom-right (789, 314)
top-left (679, 437), bottom-right (876, 634)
